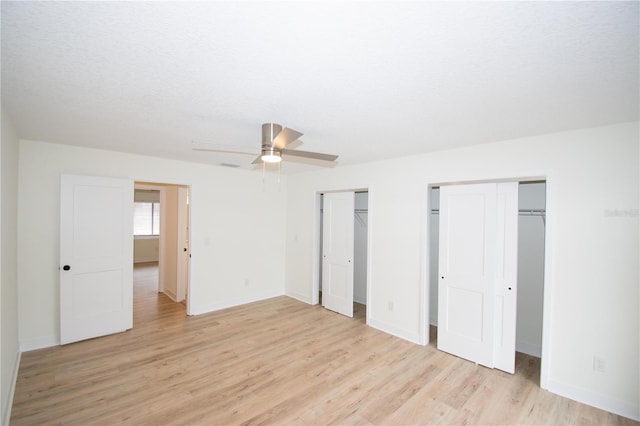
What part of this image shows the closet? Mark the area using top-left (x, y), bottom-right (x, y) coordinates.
top-left (429, 181), bottom-right (546, 366)
top-left (318, 191), bottom-right (368, 317)
top-left (515, 182), bottom-right (546, 357)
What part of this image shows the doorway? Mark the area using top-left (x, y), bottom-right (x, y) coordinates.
top-left (429, 180), bottom-right (546, 379)
top-left (316, 190), bottom-right (369, 322)
top-left (134, 182), bottom-right (191, 314)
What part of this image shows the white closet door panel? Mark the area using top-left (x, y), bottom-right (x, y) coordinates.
top-left (438, 183), bottom-right (496, 368)
top-left (322, 192), bottom-right (354, 317)
top-left (493, 182), bottom-right (519, 373)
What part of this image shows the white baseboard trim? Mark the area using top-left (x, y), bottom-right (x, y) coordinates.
top-left (20, 335), bottom-right (59, 352)
top-left (288, 295), bottom-right (420, 345)
top-left (189, 290), bottom-right (285, 316)
top-left (516, 340), bottom-right (541, 357)
top-left (161, 289), bottom-right (178, 302)
top-left (547, 379), bottom-right (640, 421)
top-left (353, 296), bottom-right (366, 305)
top-left (368, 317), bottom-right (421, 345)
top-left (2, 351), bottom-right (21, 426)
top-left (285, 290), bottom-right (312, 305)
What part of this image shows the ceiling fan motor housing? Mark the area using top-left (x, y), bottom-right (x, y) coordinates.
top-left (262, 123), bottom-right (283, 149)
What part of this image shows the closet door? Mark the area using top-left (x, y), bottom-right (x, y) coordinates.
top-left (322, 191), bottom-right (355, 317)
top-left (437, 182), bottom-right (518, 373)
top-left (493, 182), bottom-right (519, 373)
top-left (438, 183), bottom-right (497, 367)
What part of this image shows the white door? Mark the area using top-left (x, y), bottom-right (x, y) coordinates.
top-left (176, 186), bottom-right (189, 302)
top-left (60, 174), bottom-right (133, 345)
top-left (437, 182), bottom-right (518, 373)
top-left (493, 182), bottom-right (519, 373)
top-left (322, 192), bottom-right (355, 317)
top-left (438, 183), bottom-right (497, 367)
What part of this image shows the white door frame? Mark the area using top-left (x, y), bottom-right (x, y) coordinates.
top-left (424, 174), bottom-right (551, 390)
top-left (313, 188), bottom-right (371, 323)
top-left (134, 179), bottom-right (192, 315)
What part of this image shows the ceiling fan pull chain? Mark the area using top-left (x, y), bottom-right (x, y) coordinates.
top-left (277, 160), bottom-right (281, 185)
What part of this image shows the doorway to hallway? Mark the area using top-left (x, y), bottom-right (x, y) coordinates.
top-left (134, 181), bottom-right (191, 313)
top-left (133, 262), bottom-right (185, 325)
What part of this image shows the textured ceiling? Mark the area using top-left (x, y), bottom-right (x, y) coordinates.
top-left (2, 1), bottom-right (638, 173)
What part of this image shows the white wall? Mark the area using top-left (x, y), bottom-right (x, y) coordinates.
top-left (134, 238), bottom-right (159, 263)
top-left (1, 110), bottom-right (20, 426)
top-left (159, 186), bottom-right (179, 300)
top-left (285, 122), bottom-right (639, 420)
top-left (17, 140), bottom-right (287, 350)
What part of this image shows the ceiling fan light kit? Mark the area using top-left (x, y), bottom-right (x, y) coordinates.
top-left (261, 147), bottom-right (282, 163)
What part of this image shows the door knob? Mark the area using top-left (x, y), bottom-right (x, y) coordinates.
top-left (63, 265), bottom-right (71, 271)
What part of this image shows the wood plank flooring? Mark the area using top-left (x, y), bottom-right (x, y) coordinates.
top-left (11, 263), bottom-right (636, 425)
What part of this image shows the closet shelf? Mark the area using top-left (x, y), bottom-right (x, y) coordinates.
top-left (431, 208), bottom-right (546, 216)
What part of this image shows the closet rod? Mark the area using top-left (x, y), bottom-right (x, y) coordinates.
top-left (319, 209), bottom-right (369, 213)
top-left (518, 209), bottom-right (546, 216)
top-left (430, 208), bottom-right (546, 216)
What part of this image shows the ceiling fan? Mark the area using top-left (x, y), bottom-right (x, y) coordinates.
top-left (193, 123), bottom-right (339, 165)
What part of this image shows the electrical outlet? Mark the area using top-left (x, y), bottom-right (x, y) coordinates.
top-left (388, 301), bottom-right (394, 312)
top-left (593, 356), bottom-right (606, 372)
top-left (244, 279), bottom-right (249, 287)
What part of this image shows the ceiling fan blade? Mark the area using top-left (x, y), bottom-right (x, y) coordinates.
top-left (252, 155), bottom-right (263, 164)
top-left (281, 149), bottom-right (338, 162)
top-left (271, 127), bottom-right (303, 149)
top-left (191, 141), bottom-right (258, 156)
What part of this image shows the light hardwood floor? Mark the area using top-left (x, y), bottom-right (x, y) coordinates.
top-left (11, 263), bottom-right (636, 425)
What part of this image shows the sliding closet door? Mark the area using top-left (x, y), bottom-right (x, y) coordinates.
top-left (437, 182), bottom-right (518, 372)
top-left (493, 182), bottom-right (519, 373)
top-left (438, 183), bottom-right (497, 367)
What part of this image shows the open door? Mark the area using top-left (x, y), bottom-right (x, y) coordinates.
top-left (176, 186), bottom-right (189, 302)
top-left (322, 191), bottom-right (355, 317)
top-left (437, 182), bottom-right (518, 373)
top-left (60, 174), bottom-right (133, 345)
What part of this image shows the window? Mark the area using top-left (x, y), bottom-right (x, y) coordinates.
top-left (133, 202), bottom-right (160, 236)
